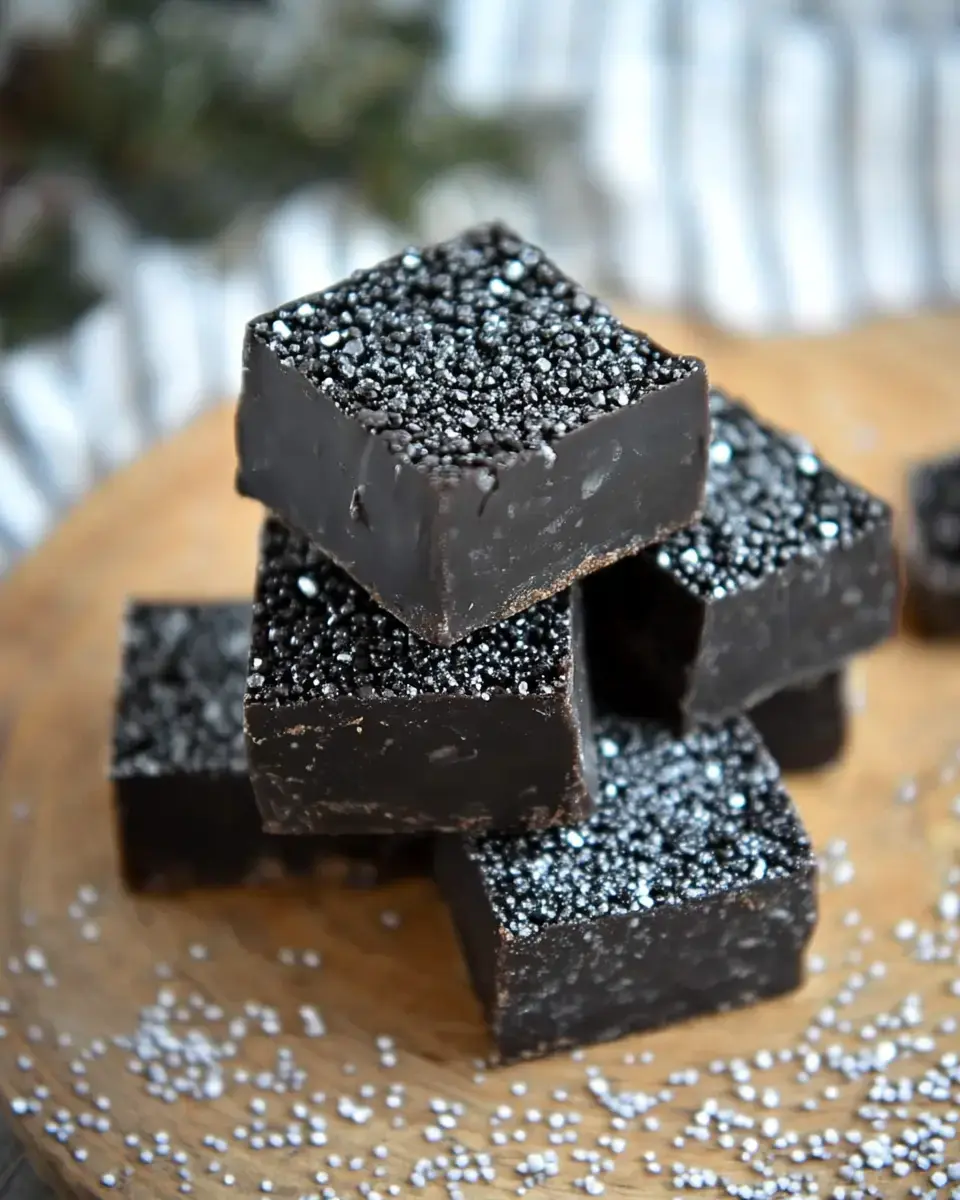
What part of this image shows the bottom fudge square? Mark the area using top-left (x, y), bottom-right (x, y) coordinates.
top-left (749, 670), bottom-right (847, 773)
top-left (436, 715), bottom-right (817, 1062)
top-left (111, 601), bottom-right (429, 891)
top-left (244, 518), bottom-right (596, 835)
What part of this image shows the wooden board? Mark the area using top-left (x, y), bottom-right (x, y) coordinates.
top-left (2, 311), bottom-right (960, 1200)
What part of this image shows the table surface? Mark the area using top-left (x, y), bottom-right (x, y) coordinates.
top-left (1, 310), bottom-right (960, 1200)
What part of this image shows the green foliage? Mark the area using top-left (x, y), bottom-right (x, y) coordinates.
top-left (0, 0), bottom-right (535, 346)
top-left (0, 214), bottom-right (101, 346)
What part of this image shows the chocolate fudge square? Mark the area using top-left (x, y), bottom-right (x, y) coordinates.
top-left (436, 715), bottom-right (817, 1062)
top-left (584, 390), bottom-right (898, 724)
top-left (749, 670), bottom-right (847, 773)
top-left (111, 602), bottom-right (429, 891)
top-left (236, 222), bottom-right (708, 645)
top-left (244, 518), bottom-right (597, 835)
top-left (905, 452), bottom-right (960, 637)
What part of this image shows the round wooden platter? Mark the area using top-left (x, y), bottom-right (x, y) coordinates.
top-left (2, 311), bottom-right (960, 1200)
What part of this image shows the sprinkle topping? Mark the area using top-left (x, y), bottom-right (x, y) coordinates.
top-left (247, 519), bottom-right (574, 705)
top-left (249, 222), bottom-right (700, 476)
top-left (460, 716), bottom-right (813, 937)
top-left (112, 604), bottom-right (250, 776)
top-left (650, 391), bottom-right (890, 600)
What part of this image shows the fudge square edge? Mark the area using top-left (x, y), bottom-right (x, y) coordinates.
top-left (748, 670), bottom-right (848, 773)
top-left (111, 600), bottom-right (431, 891)
top-left (904, 451), bottom-right (960, 637)
top-left (585, 389), bottom-right (898, 723)
top-left (243, 517), bottom-right (597, 835)
top-left (236, 222), bottom-right (708, 646)
top-left (436, 715), bottom-right (817, 1062)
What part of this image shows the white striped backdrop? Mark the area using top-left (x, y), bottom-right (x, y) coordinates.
top-left (1, 0), bottom-right (959, 572)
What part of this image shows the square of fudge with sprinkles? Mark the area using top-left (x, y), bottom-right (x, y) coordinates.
top-left (585, 389), bottom-right (898, 724)
top-left (244, 518), bottom-right (597, 836)
top-left (111, 602), bottom-right (313, 891)
top-left (237, 221), bottom-right (707, 645)
top-left (111, 602), bottom-right (429, 891)
top-left (436, 715), bottom-right (817, 1062)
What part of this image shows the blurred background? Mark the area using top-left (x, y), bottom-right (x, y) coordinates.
top-left (0, 0), bottom-right (958, 575)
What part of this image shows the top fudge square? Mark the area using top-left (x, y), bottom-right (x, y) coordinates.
top-left (236, 222), bottom-right (708, 645)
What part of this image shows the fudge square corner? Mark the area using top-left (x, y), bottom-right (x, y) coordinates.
top-left (236, 222), bottom-right (708, 646)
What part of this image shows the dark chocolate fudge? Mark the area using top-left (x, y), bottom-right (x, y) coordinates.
top-left (245, 518), bottom-right (596, 836)
top-left (905, 452), bottom-right (960, 637)
top-left (585, 390), bottom-right (898, 724)
top-left (111, 602), bottom-right (429, 891)
top-left (436, 715), bottom-right (817, 1062)
top-left (236, 222), bottom-right (708, 645)
top-left (749, 670), bottom-right (847, 773)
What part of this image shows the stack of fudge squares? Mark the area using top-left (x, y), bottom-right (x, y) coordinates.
top-left (111, 223), bottom-right (899, 1062)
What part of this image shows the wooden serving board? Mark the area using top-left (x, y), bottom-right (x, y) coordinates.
top-left (2, 311), bottom-right (960, 1200)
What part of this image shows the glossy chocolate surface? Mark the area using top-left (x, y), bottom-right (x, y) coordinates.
top-left (750, 671), bottom-right (848, 773)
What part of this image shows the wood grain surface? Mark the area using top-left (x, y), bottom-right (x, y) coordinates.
top-left (1, 311), bottom-right (960, 1200)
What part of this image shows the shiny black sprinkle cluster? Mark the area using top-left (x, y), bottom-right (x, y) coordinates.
top-left (112, 603), bottom-right (250, 777)
top-left (913, 453), bottom-right (960, 566)
top-left (249, 222), bottom-right (699, 476)
top-left (647, 391), bottom-right (890, 601)
top-left (248, 519), bottom-right (573, 704)
top-left (463, 716), bottom-right (811, 938)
